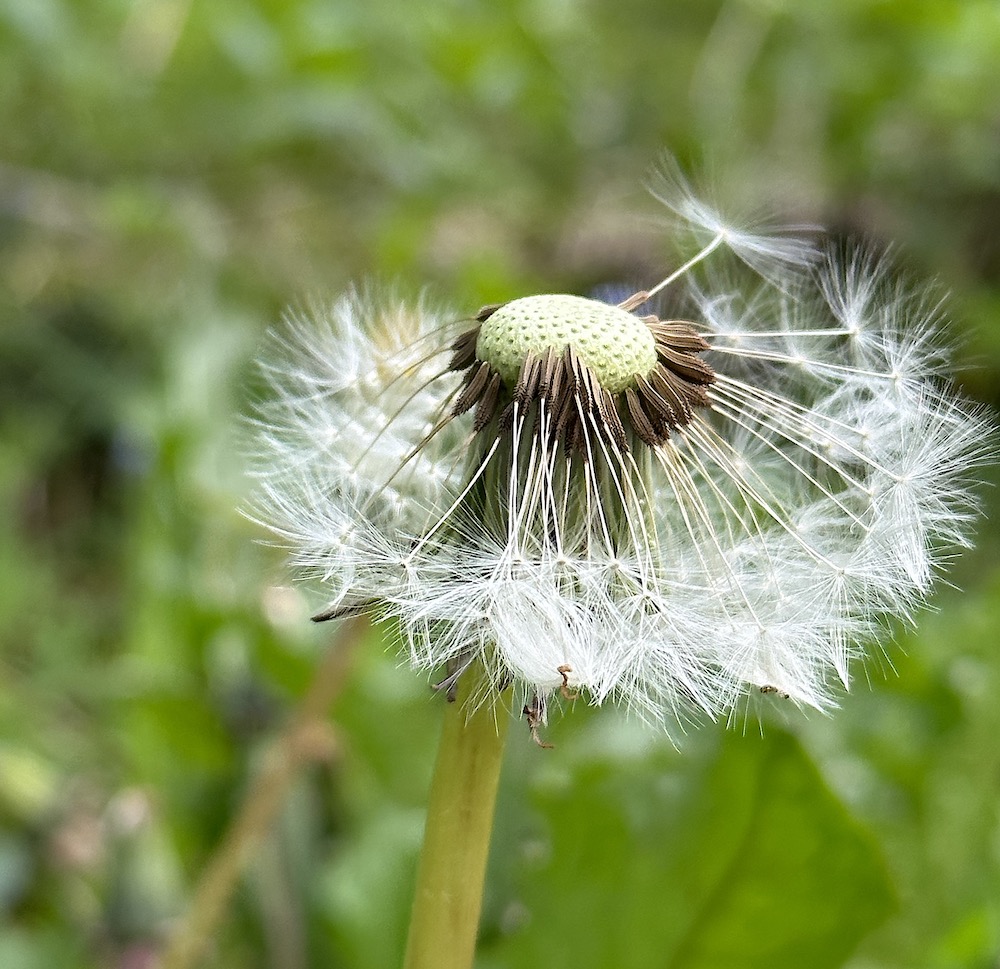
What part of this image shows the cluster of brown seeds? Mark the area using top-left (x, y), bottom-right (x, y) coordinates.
top-left (448, 301), bottom-right (716, 451)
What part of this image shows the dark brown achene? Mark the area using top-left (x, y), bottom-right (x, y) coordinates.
top-left (448, 297), bottom-right (715, 452)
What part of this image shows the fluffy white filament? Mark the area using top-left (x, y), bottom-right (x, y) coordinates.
top-left (249, 194), bottom-right (991, 730)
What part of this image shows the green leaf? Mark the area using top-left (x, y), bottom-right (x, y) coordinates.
top-left (488, 729), bottom-right (895, 969)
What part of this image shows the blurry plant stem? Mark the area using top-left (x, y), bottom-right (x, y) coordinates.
top-left (160, 614), bottom-right (369, 969)
top-left (404, 666), bottom-right (510, 969)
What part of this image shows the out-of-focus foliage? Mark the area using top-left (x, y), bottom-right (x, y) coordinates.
top-left (1, 1), bottom-right (998, 967)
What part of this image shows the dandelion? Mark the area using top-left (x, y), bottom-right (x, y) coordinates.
top-left (249, 172), bottom-right (990, 969)
top-left (252, 186), bottom-right (987, 734)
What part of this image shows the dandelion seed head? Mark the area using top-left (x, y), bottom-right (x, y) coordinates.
top-left (248, 170), bottom-right (994, 738)
top-left (476, 294), bottom-right (657, 393)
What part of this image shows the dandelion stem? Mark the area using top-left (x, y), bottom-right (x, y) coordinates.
top-left (403, 667), bottom-right (510, 969)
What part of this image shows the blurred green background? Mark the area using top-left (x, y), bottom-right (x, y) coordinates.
top-left (2, 1), bottom-right (999, 967)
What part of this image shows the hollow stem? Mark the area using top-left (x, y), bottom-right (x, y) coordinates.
top-left (403, 669), bottom-right (511, 969)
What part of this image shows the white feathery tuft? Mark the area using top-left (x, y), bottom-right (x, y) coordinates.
top-left (248, 184), bottom-right (993, 736)
top-left (247, 286), bottom-right (469, 612)
top-left (647, 157), bottom-right (820, 286)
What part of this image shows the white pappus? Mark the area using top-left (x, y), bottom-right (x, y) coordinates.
top-left (248, 172), bottom-right (992, 737)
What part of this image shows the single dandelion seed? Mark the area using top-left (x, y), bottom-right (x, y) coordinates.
top-left (249, 182), bottom-right (992, 738)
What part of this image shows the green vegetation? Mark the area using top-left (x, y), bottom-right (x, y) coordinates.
top-left (1, 1), bottom-right (998, 967)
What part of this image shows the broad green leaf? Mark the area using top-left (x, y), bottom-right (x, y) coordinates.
top-left (487, 729), bottom-right (895, 969)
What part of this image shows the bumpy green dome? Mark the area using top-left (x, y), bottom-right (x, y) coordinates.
top-left (476, 294), bottom-right (656, 394)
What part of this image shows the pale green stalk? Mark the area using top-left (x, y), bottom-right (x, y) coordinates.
top-left (403, 669), bottom-right (511, 969)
